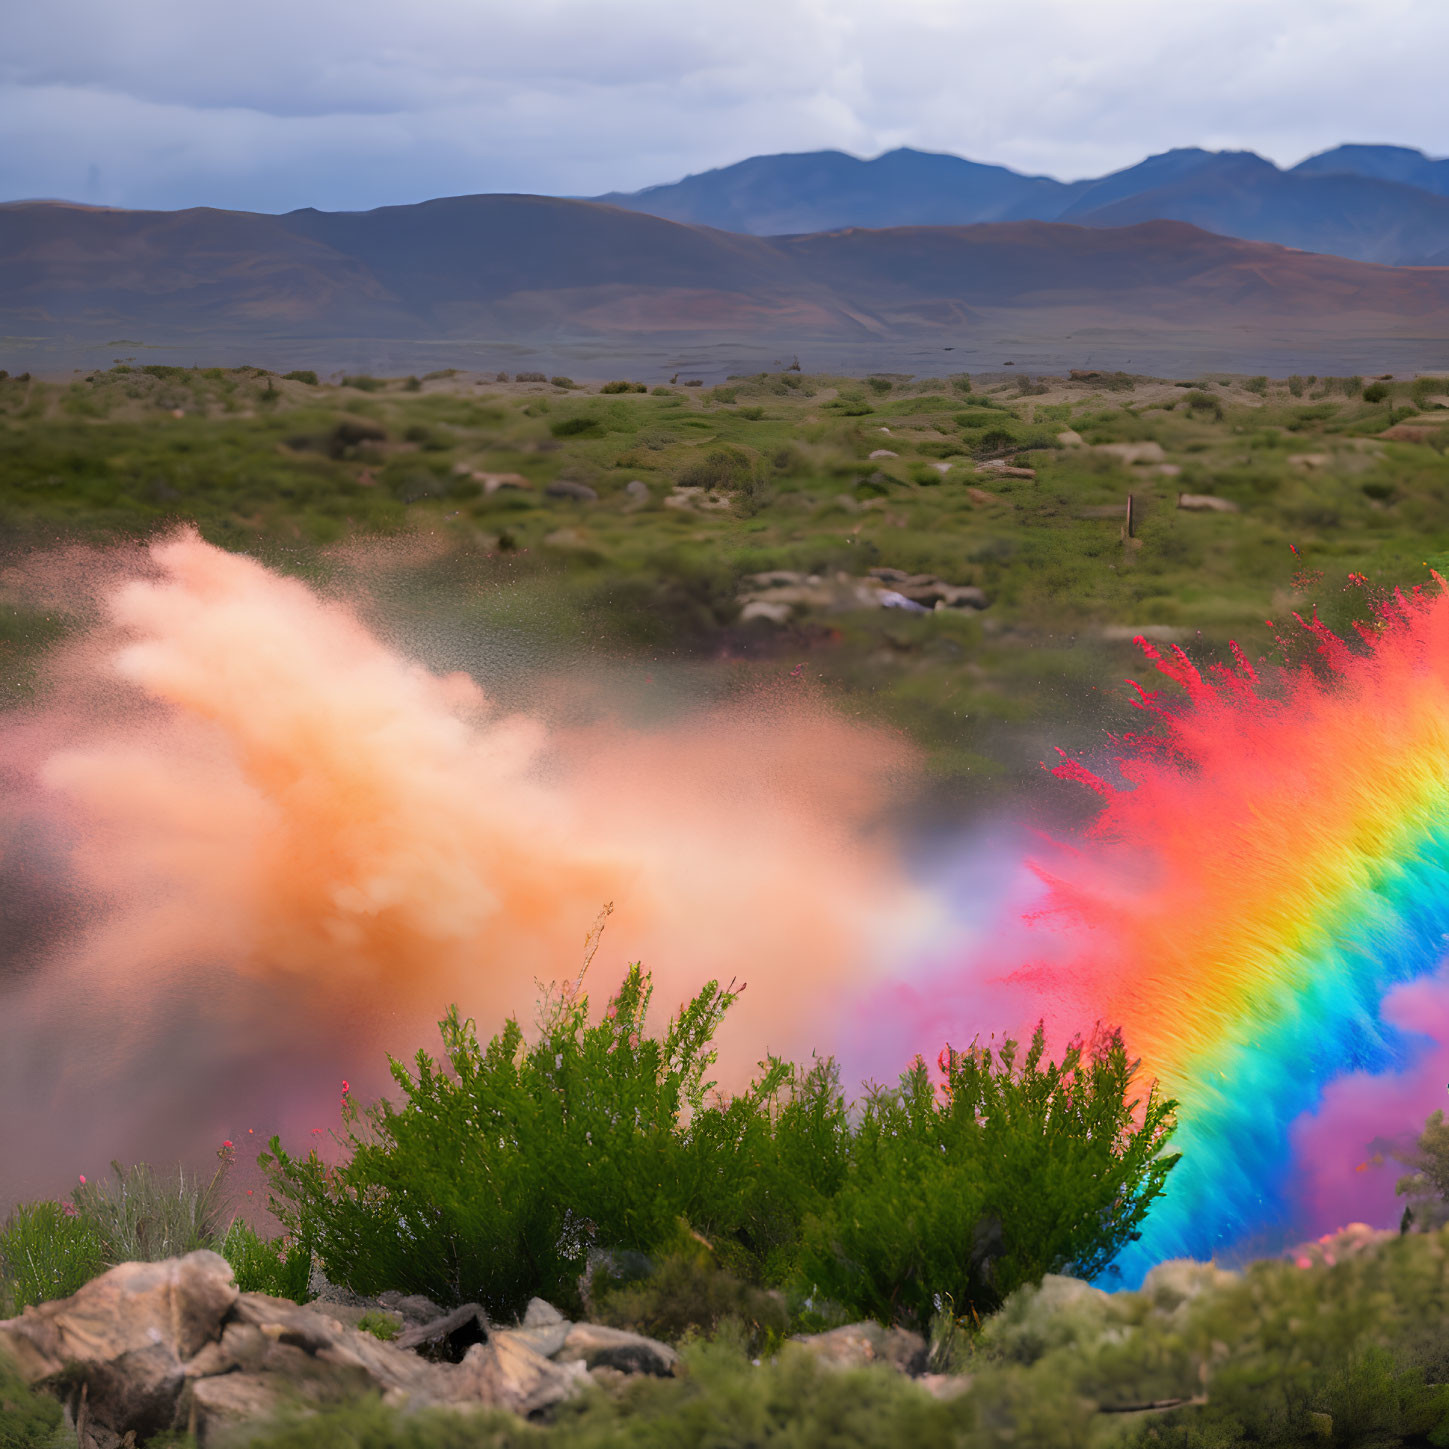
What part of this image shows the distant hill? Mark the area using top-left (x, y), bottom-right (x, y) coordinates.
top-left (594, 148), bottom-right (1083, 233)
top-left (1293, 145), bottom-right (1449, 197)
top-left (6, 196), bottom-right (1449, 354)
top-left (598, 145), bottom-right (1449, 264)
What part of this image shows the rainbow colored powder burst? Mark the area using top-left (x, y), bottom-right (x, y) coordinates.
top-left (997, 580), bottom-right (1449, 1276)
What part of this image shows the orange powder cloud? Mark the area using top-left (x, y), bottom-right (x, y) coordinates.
top-left (0, 530), bottom-right (924, 1187)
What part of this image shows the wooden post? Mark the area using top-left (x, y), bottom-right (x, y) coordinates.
top-left (1123, 493), bottom-right (1136, 540)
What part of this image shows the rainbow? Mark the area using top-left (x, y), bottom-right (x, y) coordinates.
top-left (924, 580), bottom-right (1449, 1276)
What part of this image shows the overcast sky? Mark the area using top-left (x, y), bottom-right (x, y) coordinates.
top-left (4, 0), bottom-right (1448, 214)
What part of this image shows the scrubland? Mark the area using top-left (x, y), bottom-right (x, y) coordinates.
top-left (3, 361), bottom-right (1446, 799)
top-left (6, 362), bottom-right (1449, 1444)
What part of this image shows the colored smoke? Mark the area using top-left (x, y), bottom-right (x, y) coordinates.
top-left (12, 531), bottom-right (1449, 1277)
top-left (0, 530), bottom-right (925, 1193)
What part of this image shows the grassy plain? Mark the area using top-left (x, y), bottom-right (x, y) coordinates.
top-left (2, 362), bottom-right (1447, 799)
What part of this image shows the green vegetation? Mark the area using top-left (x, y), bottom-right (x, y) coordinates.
top-left (260, 966), bottom-right (1173, 1328)
top-left (96, 1225), bottom-right (1449, 1449)
top-left (4, 365), bottom-right (1449, 793)
top-left (1, 1161), bottom-right (309, 1314)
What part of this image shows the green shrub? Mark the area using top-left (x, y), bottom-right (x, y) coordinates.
top-left (599, 381), bottom-right (646, 394)
top-left (1244, 375), bottom-right (1268, 396)
top-left (0, 1351), bottom-right (67, 1449)
top-left (282, 370), bottom-right (318, 385)
top-left (73, 1160), bottom-right (229, 1264)
top-left (1183, 391), bottom-right (1224, 420)
top-left (356, 1310), bottom-right (401, 1341)
top-left (677, 446), bottom-right (754, 491)
top-left (0, 1200), bottom-right (104, 1311)
top-left (261, 968), bottom-right (785, 1318)
top-left (1364, 382), bottom-right (1391, 403)
top-left (799, 1029), bottom-right (1177, 1326)
top-left (342, 375), bottom-right (385, 392)
top-left (220, 1220), bottom-right (313, 1302)
top-left (550, 377), bottom-right (577, 389)
top-left (549, 415), bottom-right (603, 438)
top-left (594, 1245), bottom-right (790, 1356)
top-left (262, 968), bottom-right (1173, 1331)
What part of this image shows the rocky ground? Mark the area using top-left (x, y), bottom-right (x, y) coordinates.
top-left (0, 1253), bottom-right (962, 1446)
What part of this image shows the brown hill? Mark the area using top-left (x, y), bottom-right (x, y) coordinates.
top-left (4, 195), bottom-right (1449, 350)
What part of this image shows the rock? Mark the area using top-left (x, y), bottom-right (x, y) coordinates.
top-left (0, 1251), bottom-right (238, 1442)
top-left (522, 1298), bottom-right (568, 1329)
top-left (1176, 493), bottom-right (1239, 513)
top-left (966, 487), bottom-right (999, 505)
top-left (665, 486), bottom-right (733, 512)
top-left (919, 1372), bottom-right (973, 1400)
top-left (556, 1322), bottom-right (678, 1377)
top-left (455, 1332), bottom-right (589, 1418)
top-left (740, 600), bottom-right (794, 625)
top-left (1056, 429), bottom-right (1085, 446)
top-left (510, 1299), bottom-right (572, 1358)
top-left (1288, 453), bottom-right (1330, 469)
top-left (976, 463), bottom-right (1035, 479)
top-left (393, 1302), bottom-right (491, 1362)
top-left (879, 590), bottom-right (930, 613)
top-left (928, 461), bottom-right (954, 474)
top-left (476, 471), bottom-right (531, 495)
top-left (1155, 463), bottom-right (1182, 477)
top-left (624, 479), bottom-right (650, 502)
top-left (791, 1322), bottom-right (928, 1376)
top-left (1095, 441), bottom-right (1166, 465)
top-left (378, 1291), bottom-right (447, 1327)
top-left (188, 1374), bottom-right (287, 1436)
top-left (544, 480), bottom-right (598, 502)
top-left (867, 449), bottom-right (898, 459)
top-left (3, 1256), bottom-right (689, 1442)
top-left (747, 569), bottom-right (812, 588)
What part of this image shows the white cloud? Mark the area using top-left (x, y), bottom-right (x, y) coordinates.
top-left (2, 0), bottom-right (1447, 211)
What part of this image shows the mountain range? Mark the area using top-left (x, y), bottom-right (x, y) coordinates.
top-left (597, 144), bottom-right (1449, 265)
top-left (6, 195), bottom-right (1449, 366)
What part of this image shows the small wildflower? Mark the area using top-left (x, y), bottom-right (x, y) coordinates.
top-left (78, 1174), bottom-right (86, 1185)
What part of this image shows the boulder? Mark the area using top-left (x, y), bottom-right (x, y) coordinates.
top-left (544, 480), bottom-right (599, 502)
top-left (393, 1301), bottom-right (491, 1361)
top-left (623, 479), bottom-right (650, 502)
top-left (791, 1322), bottom-right (928, 1376)
top-left (0, 1251), bottom-right (238, 1444)
top-left (1176, 493), bottom-right (1239, 513)
top-left (1095, 441), bottom-right (1166, 465)
top-left (556, 1322), bottom-right (678, 1377)
top-left (867, 449), bottom-right (899, 459)
top-left (457, 1330), bottom-right (589, 1417)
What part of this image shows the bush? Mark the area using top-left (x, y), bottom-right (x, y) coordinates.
top-left (0, 1350), bottom-right (66, 1449)
top-left (1364, 382), bottom-right (1391, 403)
top-left (594, 1246), bottom-right (790, 1356)
top-left (550, 377), bottom-right (576, 389)
top-left (677, 446), bottom-right (754, 491)
top-left (600, 381), bottom-right (646, 394)
top-left (262, 968), bottom-right (1175, 1330)
top-left (515, 372), bottom-right (546, 383)
top-left (342, 375), bottom-right (386, 392)
top-left (72, 1160), bottom-right (230, 1263)
top-left (282, 370), bottom-right (318, 385)
top-left (549, 415), bottom-right (603, 439)
top-left (1245, 375), bottom-right (1268, 395)
top-left (799, 1029), bottom-right (1177, 1326)
top-left (0, 1200), bottom-right (104, 1311)
top-left (261, 968), bottom-right (783, 1318)
top-left (1183, 390), bottom-right (1224, 421)
top-left (220, 1220), bottom-right (313, 1302)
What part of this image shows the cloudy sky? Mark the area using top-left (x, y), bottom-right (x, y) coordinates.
top-left (4, 0), bottom-right (1448, 214)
